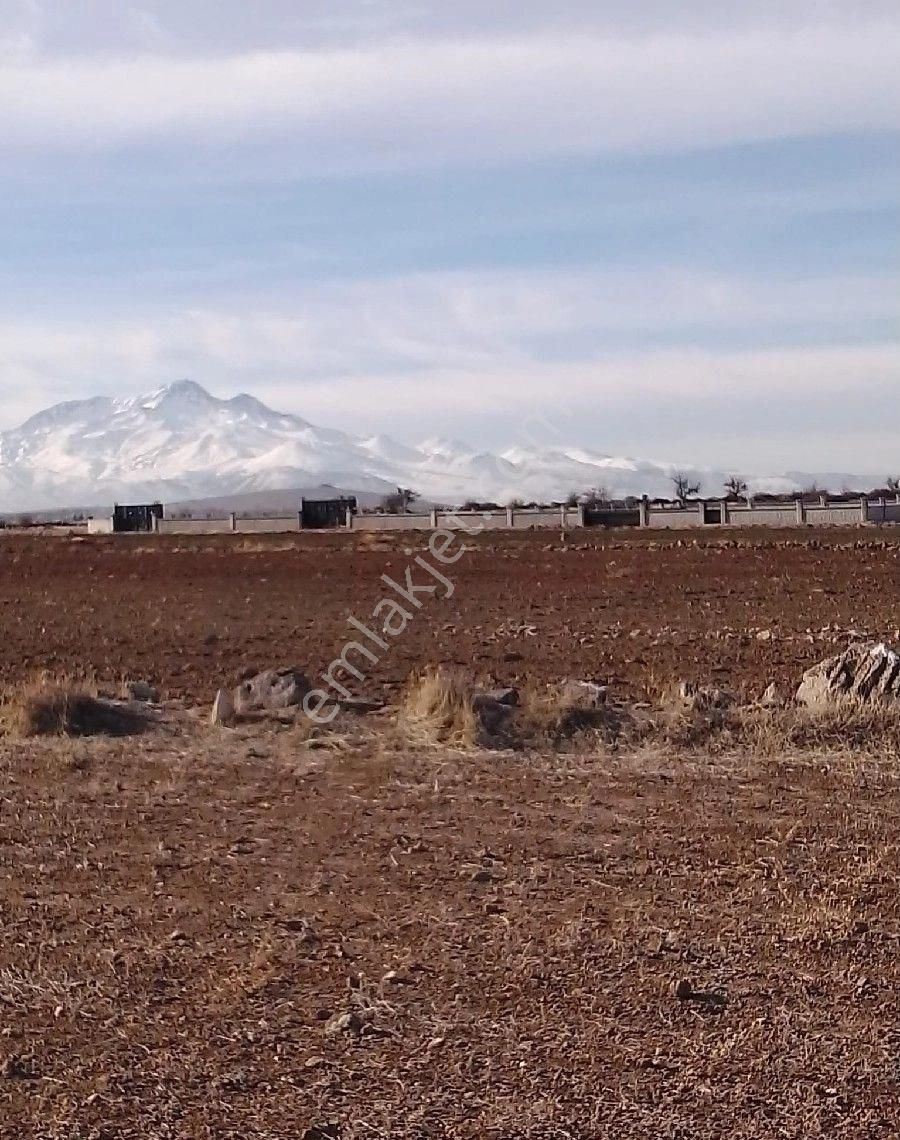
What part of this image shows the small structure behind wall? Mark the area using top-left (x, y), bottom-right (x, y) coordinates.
top-left (300, 496), bottom-right (358, 529)
top-left (112, 503), bottom-right (164, 533)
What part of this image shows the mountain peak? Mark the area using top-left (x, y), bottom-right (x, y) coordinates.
top-left (0, 381), bottom-right (874, 513)
top-left (140, 379), bottom-right (215, 410)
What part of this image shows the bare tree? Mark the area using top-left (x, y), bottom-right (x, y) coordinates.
top-left (887, 476), bottom-right (900, 493)
top-left (579, 486), bottom-right (610, 509)
top-left (724, 474), bottom-right (748, 500)
top-left (671, 472), bottom-right (701, 504)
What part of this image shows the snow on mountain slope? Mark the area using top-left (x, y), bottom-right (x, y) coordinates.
top-left (0, 380), bottom-right (877, 512)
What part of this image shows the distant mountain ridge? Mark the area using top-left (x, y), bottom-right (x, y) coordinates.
top-left (0, 380), bottom-right (880, 512)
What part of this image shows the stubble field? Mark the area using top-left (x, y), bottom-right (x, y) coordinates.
top-left (0, 528), bottom-right (899, 1138)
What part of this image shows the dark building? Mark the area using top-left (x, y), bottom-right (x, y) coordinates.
top-left (300, 496), bottom-right (357, 529)
top-left (112, 503), bottom-right (164, 533)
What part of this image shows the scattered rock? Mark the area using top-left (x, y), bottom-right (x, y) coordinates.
top-left (676, 681), bottom-right (732, 711)
top-left (760, 682), bottom-right (784, 708)
top-left (673, 978), bottom-right (727, 1008)
top-left (233, 667), bottom-right (311, 715)
top-left (756, 629), bottom-right (774, 642)
top-left (477, 686), bottom-right (520, 707)
top-left (301, 1125), bottom-right (341, 1140)
top-left (797, 641), bottom-right (900, 707)
top-left (211, 687), bottom-right (236, 727)
top-left (125, 679), bottom-right (159, 703)
top-left (558, 679), bottom-right (608, 708)
top-left (325, 1010), bottom-right (364, 1038)
top-left (1, 1054), bottom-right (34, 1080)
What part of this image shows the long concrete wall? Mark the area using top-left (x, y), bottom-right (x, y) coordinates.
top-left (725, 505), bottom-right (799, 527)
top-left (234, 516), bottom-right (302, 534)
top-left (804, 503), bottom-right (865, 527)
top-left (98, 495), bottom-right (900, 536)
top-left (348, 506), bottom-right (581, 532)
top-left (157, 517), bottom-right (234, 534)
top-left (646, 506), bottom-right (702, 529)
top-left (350, 513), bottom-right (434, 531)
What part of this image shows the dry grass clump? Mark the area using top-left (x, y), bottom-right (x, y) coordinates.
top-left (398, 667), bottom-right (479, 747)
top-left (649, 689), bottom-right (900, 756)
top-left (745, 701), bottom-right (900, 756)
top-left (0, 674), bottom-right (145, 738)
top-left (517, 682), bottom-right (638, 750)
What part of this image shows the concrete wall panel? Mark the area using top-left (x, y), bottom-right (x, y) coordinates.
top-left (234, 517), bottom-right (299, 534)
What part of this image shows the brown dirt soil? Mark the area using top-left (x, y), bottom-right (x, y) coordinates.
top-left (2, 529), bottom-right (900, 1136)
top-left (1, 527), bottom-right (899, 706)
top-left (0, 710), bottom-right (898, 1137)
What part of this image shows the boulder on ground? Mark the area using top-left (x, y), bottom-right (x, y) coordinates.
top-left (796, 641), bottom-right (900, 707)
top-left (558, 679), bottom-right (608, 708)
top-left (125, 679), bottom-right (159, 703)
top-left (472, 687), bottom-right (519, 710)
top-left (233, 667), bottom-right (311, 715)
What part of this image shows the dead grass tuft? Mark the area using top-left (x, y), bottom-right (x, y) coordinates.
top-left (517, 681), bottom-right (638, 750)
top-left (646, 696), bottom-right (900, 756)
top-left (398, 667), bottom-right (479, 747)
top-left (0, 674), bottom-right (146, 738)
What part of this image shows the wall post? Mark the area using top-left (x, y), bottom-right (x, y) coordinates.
top-left (796, 498), bottom-right (805, 524)
top-left (639, 496), bottom-right (649, 528)
top-left (721, 498), bottom-right (729, 526)
top-left (506, 505), bottom-right (514, 528)
top-left (430, 508), bottom-right (438, 527)
top-left (345, 507), bottom-right (353, 529)
top-left (560, 504), bottom-right (568, 529)
top-left (229, 512), bottom-right (236, 532)
top-left (860, 496), bottom-right (869, 524)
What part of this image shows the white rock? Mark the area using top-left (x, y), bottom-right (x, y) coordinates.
top-left (211, 687), bottom-right (236, 727)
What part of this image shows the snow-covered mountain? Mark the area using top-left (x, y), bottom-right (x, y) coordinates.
top-left (0, 380), bottom-right (878, 512)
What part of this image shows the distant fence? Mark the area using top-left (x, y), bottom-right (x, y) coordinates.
top-left (84, 494), bottom-right (900, 536)
top-left (142, 505), bottom-right (584, 535)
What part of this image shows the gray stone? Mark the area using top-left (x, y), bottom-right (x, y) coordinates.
top-left (473, 687), bottom-right (519, 709)
top-left (211, 687), bottom-right (236, 727)
top-left (125, 679), bottom-right (159, 703)
top-left (558, 679), bottom-right (608, 708)
top-left (797, 641), bottom-right (900, 707)
top-left (676, 680), bottom-right (732, 711)
top-left (232, 667), bottom-right (311, 714)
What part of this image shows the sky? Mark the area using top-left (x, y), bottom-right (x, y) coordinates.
top-left (0, 0), bottom-right (898, 474)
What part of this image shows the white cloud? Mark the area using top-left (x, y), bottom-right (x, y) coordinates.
top-left (0, 266), bottom-right (893, 406)
top-left (1, 22), bottom-right (898, 167)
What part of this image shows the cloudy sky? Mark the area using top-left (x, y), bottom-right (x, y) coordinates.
top-left (1, 0), bottom-right (898, 472)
